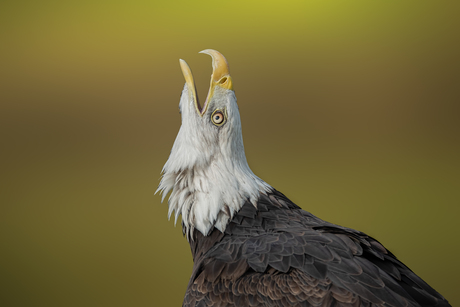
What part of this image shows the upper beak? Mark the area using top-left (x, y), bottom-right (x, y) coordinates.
top-left (179, 49), bottom-right (233, 116)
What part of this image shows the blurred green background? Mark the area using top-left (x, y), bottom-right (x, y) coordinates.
top-left (1, 1), bottom-right (459, 306)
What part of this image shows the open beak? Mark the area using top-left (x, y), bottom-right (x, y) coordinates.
top-left (179, 49), bottom-right (233, 117)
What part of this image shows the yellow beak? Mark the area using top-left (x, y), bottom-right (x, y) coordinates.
top-left (179, 49), bottom-right (233, 116)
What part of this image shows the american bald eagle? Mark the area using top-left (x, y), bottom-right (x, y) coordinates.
top-left (157, 50), bottom-right (450, 307)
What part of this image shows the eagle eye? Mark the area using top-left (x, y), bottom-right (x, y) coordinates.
top-left (211, 110), bottom-right (226, 126)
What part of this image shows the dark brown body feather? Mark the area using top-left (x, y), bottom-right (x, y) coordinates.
top-left (183, 190), bottom-right (450, 307)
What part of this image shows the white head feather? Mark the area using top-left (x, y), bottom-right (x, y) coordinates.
top-left (156, 50), bottom-right (272, 238)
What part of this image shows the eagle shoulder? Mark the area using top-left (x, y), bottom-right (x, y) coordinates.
top-left (183, 190), bottom-right (450, 307)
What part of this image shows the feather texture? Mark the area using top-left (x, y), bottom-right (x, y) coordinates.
top-left (183, 190), bottom-right (451, 307)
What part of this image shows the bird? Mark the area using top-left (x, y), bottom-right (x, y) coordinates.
top-left (157, 50), bottom-right (450, 307)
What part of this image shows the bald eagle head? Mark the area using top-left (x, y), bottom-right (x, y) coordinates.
top-left (157, 50), bottom-right (271, 238)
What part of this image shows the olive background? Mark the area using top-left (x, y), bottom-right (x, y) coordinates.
top-left (1, 1), bottom-right (459, 306)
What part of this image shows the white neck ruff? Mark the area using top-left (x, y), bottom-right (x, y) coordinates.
top-left (157, 157), bottom-right (272, 239)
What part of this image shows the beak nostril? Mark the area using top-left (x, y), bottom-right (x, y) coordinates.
top-left (219, 77), bottom-right (227, 84)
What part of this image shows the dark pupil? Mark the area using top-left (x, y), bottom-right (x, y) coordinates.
top-left (215, 115), bottom-right (220, 120)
